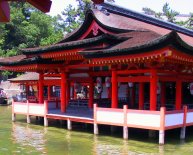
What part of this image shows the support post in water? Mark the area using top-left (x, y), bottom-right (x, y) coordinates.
top-left (12, 99), bottom-right (16, 122)
top-left (27, 100), bottom-right (31, 124)
top-left (94, 104), bottom-right (99, 134)
top-left (180, 105), bottom-right (187, 140)
top-left (12, 113), bottom-right (16, 122)
top-left (159, 107), bottom-right (166, 145)
top-left (67, 119), bottom-right (72, 130)
top-left (44, 100), bottom-right (48, 127)
top-left (123, 105), bottom-right (128, 139)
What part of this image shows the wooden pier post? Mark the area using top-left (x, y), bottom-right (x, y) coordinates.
top-left (94, 104), bottom-right (99, 135)
top-left (12, 99), bottom-right (16, 122)
top-left (159, 107), bottom-right (166, 145)
top-left (27, 100), bottom-right (31, 124)
top-left (123, 105), bottom-right (128, 139)
top-left (159, 130), bottom-right (165, 145)
top-left (44, 100), bottom-right (48, 127)
top-left (67, 119), bottom-right (72, 130)
top-left (180, 105), bottom-right (187, 139)
top-left (180, 127), bottom-right (186, 139)
top-left (12, 113), bottom-right (16, 122)
top-left (94, 123), bottom-right (98, 135)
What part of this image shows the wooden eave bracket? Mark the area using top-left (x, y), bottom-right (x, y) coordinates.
top-left (27, 0), bottom-right (52, 13)
top-left (0, 1), bottom-right (10, 22)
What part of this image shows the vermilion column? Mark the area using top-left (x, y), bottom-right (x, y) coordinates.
top-left (61, 71), bottom-right (67, 113)
top-left (47, 86), bottom-right (51, 101)
top-left (89, 79), bottom-right (94, 108)
top-left (161, 82), bottom-right (166, 107)
top-left (150, 70), bottom-right (157, 111)
top-left (66, 81), bottom-right (70, 107)
top-left (139, 83), bottom-right (144, 110)
top-left (112, 70), bottom-right (118, 108)
top-left (38, 73), bottom-right (44, 103)
top-left (176, 80), bottom-right (182, 110)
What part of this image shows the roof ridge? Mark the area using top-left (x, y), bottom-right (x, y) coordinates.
top-left (101, 3), bottom-right (193, 37)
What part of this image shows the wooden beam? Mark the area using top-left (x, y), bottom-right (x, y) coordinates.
top-left (118, 76), bottom-right (150, 83)
top-left (69, 77), bottom-right (92, 83)
top-left (90, 71), bottom-right (111, 77)
top-left (117, 69), bottom-right (151, 75)
top-left (0, 1), bottom-right (10, 22)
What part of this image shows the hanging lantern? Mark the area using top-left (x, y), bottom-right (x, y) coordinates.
top-left (74, 83), bottom-right (80, 93)
top-left (105, 77), bottom-right (111, 88)
top-left (29, 86), bottom-right (33, 92)
top-left (157, 82), bottom-right (161, 94)
top-left (128, 82), bottom-right (133, 88)
top-left (190, 83), bottom-right (193, 95)
top-left (52, 86), bottom-right (56, 92)
top-left (96, 77), bottom-right (102, 87)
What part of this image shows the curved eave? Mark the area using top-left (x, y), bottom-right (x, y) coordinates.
top-left (80, 31), bottom-right (193, 59)
top-left (58, 9), bottom-right (132, 43)
top-left (0, 56), bottom-right (62, 66)
top-left (22, 34), bottom-right (127, 55)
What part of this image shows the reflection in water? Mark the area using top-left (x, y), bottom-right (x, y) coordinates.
top-left (12, 123), bottom-right (47, 154)
top-left (93, 135), bottom-right (137, 155)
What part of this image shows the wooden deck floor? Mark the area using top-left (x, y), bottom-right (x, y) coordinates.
top-left (46, 107), bottom-right (94, 124)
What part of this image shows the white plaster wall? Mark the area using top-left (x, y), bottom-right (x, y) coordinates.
top-left (29, 104), bottom-right (44, 116)
top-left (165, 113), bottom-right (183, 127)
top-left (127, 113), bottom-right (160, 127)
top-left (14, 104), bottom-right (27, 114)
top-left (97, 111), bottom-right (124, 124)
top-left (186, 112), bottom-right (193, 124)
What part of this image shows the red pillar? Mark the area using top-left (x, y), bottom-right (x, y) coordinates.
top-left (61, 71), bottom-right (67, 113)
top-left (38, 73), bottom-right (44, 103)
top-left (176, 80), bottom-right (182, 110)
top-left (111, 70), bottom-right (118, 108)
top-left (139, 83), bottom-right (144, 110)
top-left (66, 81), bottom-right (70, 107)
top-left (150, 70), bottom-right (157, 111)
top-left (89, 79), bottom-right (94, 108)
top-left (161, 82), bottom-right (166, 107)
top-left (47, 85), bottom-right (51, 101)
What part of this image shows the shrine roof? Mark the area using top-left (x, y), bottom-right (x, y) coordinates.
top-left (99, 3), bottom-right (193, 45)
top-left (21, 34), bottom-right (127, 55)
top-left (8, 72), bottom-right (60, 82)
top-left (80, 31), bottom-right (193, 58)
top-left (0, 56), bottom-right (58, 66)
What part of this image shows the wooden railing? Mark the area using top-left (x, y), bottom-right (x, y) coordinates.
top-left (94, 104), bottom-right (192, 131)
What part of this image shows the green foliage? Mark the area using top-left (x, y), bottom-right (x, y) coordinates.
top-left (58, 0), bottom-right (92, 33)
top-left (162, 3), bottom-right (179, 23)
top-left (0, 2), bottom-right (63, 79)
top-left (142, 3), bottom-right (193, 29)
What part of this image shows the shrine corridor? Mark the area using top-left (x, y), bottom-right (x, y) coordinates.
top-left (1, 106), bottom-right (193, 154)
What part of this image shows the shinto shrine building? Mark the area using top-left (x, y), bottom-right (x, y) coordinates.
top-left (1, 3), bottom-right (193, 144)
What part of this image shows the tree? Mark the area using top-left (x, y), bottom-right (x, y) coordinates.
top-left (58, 0), bottom-right (92, 33)
top-left (162, 3), bottom-right (179, 23)
top-left (0, 2), bottom-right (63, 78)
top-left (142, 3), bottom-right (179, 23)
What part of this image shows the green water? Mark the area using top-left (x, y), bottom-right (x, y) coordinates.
top-left (1, 106), bottom-right (193, 155)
